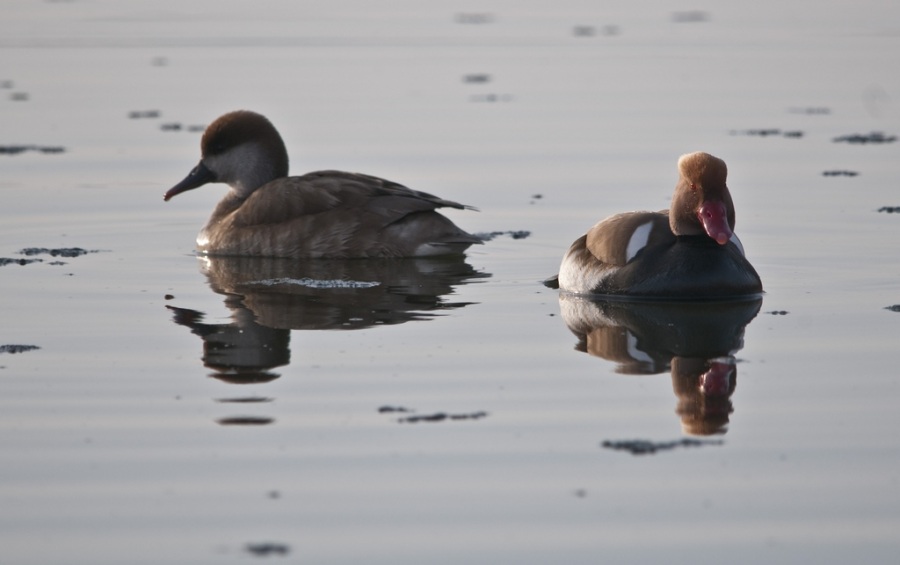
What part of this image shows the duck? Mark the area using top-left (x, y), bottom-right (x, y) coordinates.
top-left (164, 110), bottom-right (481, 258)
top-left (553, 152), bottom-right (762, 298)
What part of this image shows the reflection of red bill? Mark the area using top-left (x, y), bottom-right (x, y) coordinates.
top-left (699, 360), bottom-right (734, 396)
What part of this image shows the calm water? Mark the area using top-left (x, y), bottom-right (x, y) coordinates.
top-left (2, 1), bottom-right (900, 563)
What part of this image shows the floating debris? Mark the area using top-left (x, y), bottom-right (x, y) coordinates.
top-left (878, 206), bottom-right (900, 213)
top-left (822, 170), bottom-right (858, 177)
top-left (455, 12), bottom-right (495, 24)
top-left (475, 230), bottom-right (531, 242)
top-left (0, 257), bottom-right (42, 266)
top-left (251, 277), bottom-right (380, 289)
top-left (10, 92), bottom-right (29, 101)
top-left (733, 128), bottom-right (780, 136)
top-left (378, 405), bottom-right (412, 413)
top-left (671, 10), bottom-right (709, 23)
top-left (128, 110), bottom-right (160, 119)
top-left (602, 438), bottom-right (723, 455)
top-left (216, 417), bottom-right (274, 426)
top-left (766, 310), bottom-right (789, 315)
top-left (18, 247), bottom-right (96, 258)
top-left (729, 128), bottom-right (803, 138)
top-left (215, 397), bottom-right (274, 403)
top-left (398, 411), bottom-right (488, 423)
top-left (150, 56), bottom-right (168, 67)
top-left (463, 73), bottom-right (491, 84)
top-left (0, 345), bottom-right (41, 354)
top-left (573, 25), bottom-right (596, 37)
top-left (0, 145), bottom-right (66, 155)
top-left (245, 542), bottom-right (290, 557)
top-left (788, 106), bottom-right (830, 115)
top-left (833, 132), bottom-right (896, 144)
top-left (0, 79), bottom-right (12, 89)
top-left (468, 93), bottom-right (514, 103)
top-left (187, 124), bottom-right (206, 132)
top-left (160, 122), bottom-right (182, 131)
top-left (885, 305), bottom-right (900, 312)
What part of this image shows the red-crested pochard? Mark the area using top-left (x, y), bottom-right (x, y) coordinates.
top-left (553, 152), bottom-right (762, 298)
top-left (164, 110), bottom-right (481, 258)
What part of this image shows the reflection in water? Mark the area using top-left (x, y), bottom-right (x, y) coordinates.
top-left (558, 295), bottom-right (761, 435)
top-left (167, 255), bottom-right (488, 424)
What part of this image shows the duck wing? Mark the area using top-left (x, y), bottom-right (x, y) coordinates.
top-left (584, 210), bottom-right (673, 266)
top-left (229, 171), bottom-right (473, 228)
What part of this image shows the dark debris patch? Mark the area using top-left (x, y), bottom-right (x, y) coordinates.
top-left (128, 110), bottom-right (160, 119)
top-left (878, 206), bottom-right (900, 214)
top-left (455, 12), bottom-right (495, 24)
top-left (602, 438), bottom-right (723, 455)
top-left (833, 132), bottom-right (896, 144)
top-left (398, 411), bottom-right (488, 424)
top-left (0, 145), bottom-right (66, 155)
top-left (729, 128), bottom-right (803, 138)
top-left (0, 345), bottom-right (41, 354)
top-left (245, 543), bottom-right (290, 557)
top-left (216, 417), bottom-right (275, 426)
top-left (671, 10), bottom-right (709, 22)
top-left (766, 310), bottom-right (789, 315)
top-left (788, 106), bottom-right (831, 115)
top-left (822, 170), bottom-right (858, 177)
top-left (572, 25), bottom-right (596, 37)
top-left (378, 405), bottom-right (412, 413)
top-left (884, 305), bottom-right (900, 312)
top-left (463, 73), bottom-right (491, 84)
top-left (0, 257), bottom-right (42, 266)
top-left (468, 93), bottom-right (514, 103)
top-left (475, 230), bottom-right (531, 242)
top-left (18, 247), bottom-right (98, 258)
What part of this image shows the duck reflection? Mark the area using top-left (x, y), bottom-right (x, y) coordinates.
top-left (166, 255), bottom-right (488, 424)
top-left (558, 295), bottom-right (761, 435)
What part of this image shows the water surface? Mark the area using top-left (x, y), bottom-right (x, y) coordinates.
top-left (2, 2), bottom-right (900, 564)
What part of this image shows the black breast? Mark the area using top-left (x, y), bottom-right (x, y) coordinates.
top-left (595, 236), bottom-right (763, 298)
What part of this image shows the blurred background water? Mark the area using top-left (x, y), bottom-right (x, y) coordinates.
top-left (2, 1), bottom-right (899, 563)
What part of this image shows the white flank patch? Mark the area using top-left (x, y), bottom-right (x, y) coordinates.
top-left (625, 221), bottom-right (654, 262)
top-left (251, 277), bottom-right (381, 289)
top-left (626, 331), bottom-right (654, 364)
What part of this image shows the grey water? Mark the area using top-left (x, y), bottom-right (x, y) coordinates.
top-left (2, 1), bottom-right (900, 563)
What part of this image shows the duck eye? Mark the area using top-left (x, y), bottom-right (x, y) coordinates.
top-left (690, 183), bottom-right (697, 191)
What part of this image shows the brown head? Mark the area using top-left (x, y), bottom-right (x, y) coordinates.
top-left (669, 152), bottom-right (735, 244)
top-left (164, 110), bottom-right (290, 202)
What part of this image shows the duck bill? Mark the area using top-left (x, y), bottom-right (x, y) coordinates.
top-left (164, 161), bottom-right (216, 201)
top-left (697, 200), bottom-right (733, 245)
top-left (698, 360), bottom-right (733, 396)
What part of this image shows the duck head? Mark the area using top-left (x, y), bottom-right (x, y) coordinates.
top-left (669, 152), bottom-right (735, 245)
top-left (164, 110), bottom-right (290, 202)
